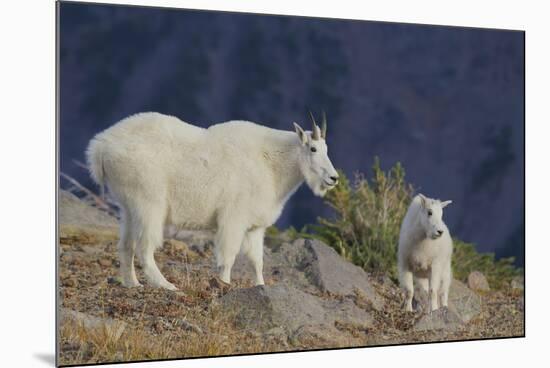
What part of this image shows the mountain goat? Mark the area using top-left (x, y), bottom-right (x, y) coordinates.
top-left (87, 112), bottom-right (339, 290)
top-left (398, 194), bottom-right (453, 312)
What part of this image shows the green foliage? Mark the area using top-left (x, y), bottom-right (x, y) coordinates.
top-left (452, 239), bottom-right (521, 289)
top-left (293, 157), bottom-right (521, 289)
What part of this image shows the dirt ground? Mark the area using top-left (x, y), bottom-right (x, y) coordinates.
top-left (58, 225), bottom-right (524, 366)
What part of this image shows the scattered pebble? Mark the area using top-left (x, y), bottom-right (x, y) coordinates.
top-left (190, 245), bottom-right (206, 257)
top-left (81, 245), bottom-right (103, 255)
top-left (61, 253), bottom-right (74, 263)
top-left (98, 258), bottom-right (112, 267)
top-left (107, 276), bottom-right (123, 286)
top-left (62, 278), bottom-right (77, 287)
top-left (178, 319), bottom-right (203, 334)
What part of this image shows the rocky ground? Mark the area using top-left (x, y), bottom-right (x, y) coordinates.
top-left (58, 190), bottom-right (524, 366)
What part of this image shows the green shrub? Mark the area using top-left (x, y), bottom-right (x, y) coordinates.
top-left (296, 157), bottom-right (521, 289)
top-left (452, 239), bottom-right (520, 289)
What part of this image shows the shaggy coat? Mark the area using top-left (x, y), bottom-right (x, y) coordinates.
top-left (87, 112), bottom-right (338, 290)
top-left (398, 194), bottom-right (453, 312)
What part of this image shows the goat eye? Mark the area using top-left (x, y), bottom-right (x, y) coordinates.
top-left (310, 147), bottom-right (317, 153)
top-left (427, 210), bottom-right (433, 216)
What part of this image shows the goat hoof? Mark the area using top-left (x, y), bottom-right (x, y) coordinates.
top-left (150, 280), bottom-right (177, 290)
top-left (209, 276), bottom-right (230, 291)
top-left (121, 280), bottom-right (142, 288)
top-left (162, 282), bottom-right (178, 291)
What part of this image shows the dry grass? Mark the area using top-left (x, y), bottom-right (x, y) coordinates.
top-left (59, 303), bottom-right (265, 364)
top-left (58, 229), bottom-right (292, 366)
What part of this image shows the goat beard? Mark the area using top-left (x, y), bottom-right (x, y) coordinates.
top-left (314, 182), bottom-right (333, 197)
top-left (303, 169), bottom-right (332, 197)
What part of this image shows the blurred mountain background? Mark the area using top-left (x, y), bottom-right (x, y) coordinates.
top-left (58, 2), bottom-right (524, 265)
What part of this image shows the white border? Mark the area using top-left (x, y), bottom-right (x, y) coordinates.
top-left (1, 1), bottom-right (548, 367)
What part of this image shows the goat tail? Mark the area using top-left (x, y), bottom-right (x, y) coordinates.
top-left (86, 136), bottom-right (106, 199)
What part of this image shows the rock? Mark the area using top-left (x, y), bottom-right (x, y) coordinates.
top-left (59, 190), bottom-right (118, 229)
top-left (107, 276), bottom-right (123, 286)
top-left (80, 245), bottom-right (103, 255)
top-left (448, 279), bottom-right (482, 323)
top-left (98, 258), bottom-right (112, 267)
top-left (178, 319), bottom-right (203, 334)
top-left (60, 253), bottom-right (74, 264)
top-left (152, 319), bottom-right (170, 334)
top-left (168, 229), bottom-right (215, 253)
top-left (231, 238), bottom-right (383, 310)
top-left (60, 308), bottom-right (126, 341)
top-left (61, 341), bottom-right (80, 352)
top-left (263, 327), bottom-right (290, 348)
top-left (190, 244), bottom-right (207, 257)
top-left (467, 271), bottom-right (490, 291)
top-left (265, 326), bottom-right (286, 336)
top-left (300, 239), bottom-right (383, 309)
top-left (164, 239), bottom-right (189, 253)
top-left (220, 284), bottom-right (374, 338)
top-left (414, 308), bottom-right (462, 331)
top-left (413, 279), bottom-right (482, 331)
top-left (511, 275), bottom-right (524, 290)
top-left (163, 238), bottom-right (202, 263)
top-left (289, 324), bottom-right (338, 347)
top-left (62, 277), bottom-right (77, 287)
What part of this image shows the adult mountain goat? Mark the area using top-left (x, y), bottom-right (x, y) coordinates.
top-left (398, 194), bottom-right (453, 312)
top-left (87, 112), bottom-right (339, 290)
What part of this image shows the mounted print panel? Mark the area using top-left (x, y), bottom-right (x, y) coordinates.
top-left (56, 1), bottom-right (524, 366)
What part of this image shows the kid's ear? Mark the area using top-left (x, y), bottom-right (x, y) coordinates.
top-left (293, 122), bottom-right (307, 145)
top-left (441, 200), bottom-right (453, 208)
top-left (418, 193), bottom-right (427, 208)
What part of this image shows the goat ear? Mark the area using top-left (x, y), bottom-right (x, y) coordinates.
top-left (441, 200), bottom-right (453, 208)
top-left (418, 194), bottom-right (427, 208)
top-left (293, 122), bottom-right (307, 145)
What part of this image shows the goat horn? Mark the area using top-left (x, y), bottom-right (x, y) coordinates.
top-left (309, 111), bottom-right (320, 140)
top-left (321, 111), bottom-right (327, 139)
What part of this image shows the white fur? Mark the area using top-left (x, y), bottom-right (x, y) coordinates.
top-left (86, 112), bottom-right (338, 290)
top-left (398, 194), bottom-right (453, 312)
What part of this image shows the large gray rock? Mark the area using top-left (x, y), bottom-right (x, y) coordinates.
top-left (467, 271), bottom-right (490, 291)
top-left (59, 190), bottom-right (117, 229)
top-left (231, 238), bottom-right (383, 310)
top-left (447, 279), bottom-right (482, 323)
top-left (221, 284), bottom-right (373, 340)
top-left (301, 239), bottom-right (381, 305)
top-left (413, 279), bottom-right (482, 331)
